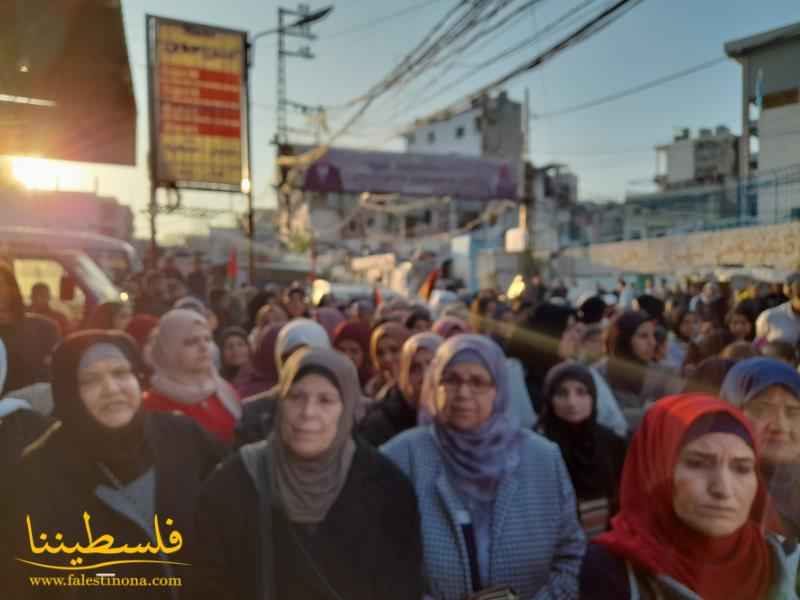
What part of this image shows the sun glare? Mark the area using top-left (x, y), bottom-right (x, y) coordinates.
top-left (10, 156), bottom-right (87, 190)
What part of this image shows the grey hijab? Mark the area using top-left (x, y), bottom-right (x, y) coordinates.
top-left (269, 346), bottom-right (358, 524)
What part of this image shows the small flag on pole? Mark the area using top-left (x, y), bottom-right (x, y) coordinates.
top-left (226, 246), bottom-right (238, 289)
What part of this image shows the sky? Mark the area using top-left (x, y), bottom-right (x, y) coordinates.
top-left (8, 0), bottom-right (800, 242)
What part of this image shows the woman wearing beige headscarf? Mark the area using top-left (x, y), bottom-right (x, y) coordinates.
top-left (364, 322), bottom-right (410, 398)
top-left (358, 332), bottom-right (443, 446)
top-left (192, 347), bottom-right (423, 600)
top-left (143, 308), bottom-right (240, 443)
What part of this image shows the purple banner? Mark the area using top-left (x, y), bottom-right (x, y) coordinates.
top-left (295, 145), bottom-right (518, 201)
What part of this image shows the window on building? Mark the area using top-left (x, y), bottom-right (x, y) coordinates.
top-left (474, 116), bottom-right (482, 132)
top-left (408, 133), bottom-right (416, 144)
top-left (455, 126), bottom-right (465, 139)
top-left (427, 131), bottom-right (436, 144)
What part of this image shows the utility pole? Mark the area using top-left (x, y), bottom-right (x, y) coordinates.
top-left (275, 4), bottom-right (325, 145)
top-left (247, 4), bottom-right (331, 282)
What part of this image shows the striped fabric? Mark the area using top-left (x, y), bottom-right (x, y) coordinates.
top-left (383, 426), bottom-right (586, 600)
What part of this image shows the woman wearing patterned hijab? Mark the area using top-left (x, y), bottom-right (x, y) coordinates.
top-left (383, 334), bottom-right (585, 600)
top-left (192, 347), bottom-right (423, 600)
top-left (6, 331), bottom-right (224, 598)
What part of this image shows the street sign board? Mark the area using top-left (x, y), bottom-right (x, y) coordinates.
top-left (147, 16), bottom-right (249, 191)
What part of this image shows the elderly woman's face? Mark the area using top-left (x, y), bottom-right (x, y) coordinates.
top-left (672, 432), bottom-right (757, 537)
top-left (436, 361), bottom-right (496, 432)
top-left (79, 356), bottom-right (141, 428)
top-left (743, 385), bottom-right (800, 465)
top-left (281, 373), bottom-right (343, 459)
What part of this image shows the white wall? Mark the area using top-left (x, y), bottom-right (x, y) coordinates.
top-left (667, 138), bottom-right (695, 185)
top-left (405, 108), bottom-right (482, 157)
top-left (759, 103), bottom-right (800, 172)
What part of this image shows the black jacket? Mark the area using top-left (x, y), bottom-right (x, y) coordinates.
top-left (190, 441), bottom-right (424, 600)
top-left (4, 413), bottom-right (226, 599)
top-left (0, 408), bottom-right (50, 474)
top-left (234, 387), bottom-right (278, 448)
top-left (357, 385), bottom-right (417, 447)
top-left (0, 314), bottom-right (61, 395)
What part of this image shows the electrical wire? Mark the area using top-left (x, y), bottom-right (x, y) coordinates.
top-left (324, 0), bottom-right (452, 39)
top-left (532, 56), bottom-right (727, 119)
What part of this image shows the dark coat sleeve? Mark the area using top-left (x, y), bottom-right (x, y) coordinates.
top-left (579, 543), bottom-right (630, 600)
top-left (190, 455), bottom-right (258, 600)
top-left (369, 449), bottom-right (424, 600)
top-left (356, 404), bottom-right (396, 447)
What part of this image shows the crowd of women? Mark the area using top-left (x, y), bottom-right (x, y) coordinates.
top-left (3, 262), bottom-right (800, 599)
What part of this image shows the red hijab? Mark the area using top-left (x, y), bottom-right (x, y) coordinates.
top-left (594, 394), bottom-right (774, 600)
top-left (332, 320), bottom-right (373, 387)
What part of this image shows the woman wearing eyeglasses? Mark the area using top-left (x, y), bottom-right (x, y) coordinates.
top-left (383, 334), bottom-right (585, 600)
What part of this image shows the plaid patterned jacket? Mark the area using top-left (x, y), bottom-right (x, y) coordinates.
top-left (383, 426), bottom-right (585, 600)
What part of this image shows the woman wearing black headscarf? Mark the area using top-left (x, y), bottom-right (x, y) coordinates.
top-left (191, 347), bottom-right (423, 600)
top-left (538, 362), bottom-right (627, 538)
top-left (4, 331), bottom-right (226, 599)
top-left (595, 311), bottom-right (678, 428)
top-left (504, 302), bottom-right (577, 412)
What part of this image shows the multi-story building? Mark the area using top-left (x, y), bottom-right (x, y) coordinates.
top-left (280, 144), bottom-right (519, 260)
top-left (654, 126), bottom-right (739, 189)
top-left (528, 164), bottom-right (579, 259)
top-left (726, 22), bottom-right (800, 223)
top-left (404, 91), bottom-right (525, 169)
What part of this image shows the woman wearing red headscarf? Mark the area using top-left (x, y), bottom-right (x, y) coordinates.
top-left (579, 394), bottom-right (796, 600)
top-left (332, 320), bottom-right (373, 392)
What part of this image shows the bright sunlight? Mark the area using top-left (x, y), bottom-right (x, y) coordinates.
top-left (9, 156), bottom-right (87, 190)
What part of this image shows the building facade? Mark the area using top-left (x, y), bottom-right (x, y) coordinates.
top-left (655, 126), bottom-right (739, 189)
top-left (726, 22), bottom-right (800, 222)
top-left (404, 91), bottom-right (524, 167)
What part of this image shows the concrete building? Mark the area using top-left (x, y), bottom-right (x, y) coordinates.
top-left (726, 22), bottom-right (800, 224)
top-left (529, 164), bottom-right (578, 259)
top-left (726, 22), bottom-right (800, 178)
top-left (404, 91), bottom-right (524, 168)
top-left (281, 144), bottom-right (520, 261)
top-left (655, 126), bottom-right (739, 189)
top-left (0, 188), bottom-right (134, 240)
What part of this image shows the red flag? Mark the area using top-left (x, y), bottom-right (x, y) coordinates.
top-left (226, 247), bottom-right (238, 288)
top-left (373, 286), bottom-right (383, 306)
top-left (418, 268), bottom-right (440, 302)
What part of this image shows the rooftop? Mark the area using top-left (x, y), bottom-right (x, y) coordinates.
top-left (725, 21), bottom-right (800, 58)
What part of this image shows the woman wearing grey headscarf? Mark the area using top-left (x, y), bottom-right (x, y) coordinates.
top-left (358, 332), bottom-right (443, 447)
top-left (235, 319), bottom-right (330, 446)
top-left (192, 347), bottom-right (423, 600)
top-left (383, 334), bottom-right (585, 600)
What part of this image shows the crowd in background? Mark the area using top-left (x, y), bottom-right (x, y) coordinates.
top-left (3, 258), bottom-right (800, 599)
